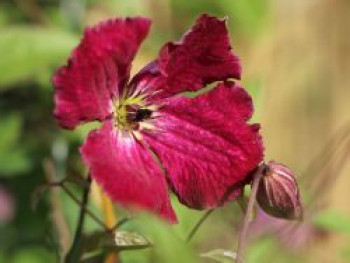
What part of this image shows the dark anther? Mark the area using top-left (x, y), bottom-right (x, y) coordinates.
top-left (134, 108), bottom-right (152, 122)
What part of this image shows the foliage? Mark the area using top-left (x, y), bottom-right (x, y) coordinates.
top-left (313, 209), bottom-right (350, 234)
top-left (0, 114), bottom-right (30, 176)
top-left (0, 27), bottom-right (77, 88)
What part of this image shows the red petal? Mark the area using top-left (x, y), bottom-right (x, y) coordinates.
top-left (53, 17), bottom-right (151, 129)
top-left (156, 14), bottom-right (241, 95)
top-left (80, 121), bottom-right (177, 223)
top-left (143, 82), bottom-right (263, 209)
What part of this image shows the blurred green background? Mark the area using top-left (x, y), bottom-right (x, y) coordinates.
top-left (1, 0), bottom-right (350, 262)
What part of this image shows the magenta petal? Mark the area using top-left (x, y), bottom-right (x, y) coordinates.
top-left (80, 121), bottom-right (177, 223)
top-left (143, 82), bottom-right (263, 209)
top-left (53, 17), bottom-right (151, 129)
top-left (156, 14), bottom-right (241, 95)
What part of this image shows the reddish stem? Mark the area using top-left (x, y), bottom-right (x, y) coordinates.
top-left (236, 166), bottom-right (263, 263)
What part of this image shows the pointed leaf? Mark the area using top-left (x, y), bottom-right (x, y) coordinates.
top-left (114, 230), bottom-right (150, 248)
top-left (201, 249), bottom-right (237, 263)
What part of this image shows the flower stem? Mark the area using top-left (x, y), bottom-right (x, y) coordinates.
top-left (236, 166), bottom-right (263, 263)
top-left (186, 209), bottom-right (214, 243)
top-left (64, 175), bottom-right (91, 263)
top-left (60, 182), bottom-right (108, 231)
top-left (111, 217), bottom-right (131, 232)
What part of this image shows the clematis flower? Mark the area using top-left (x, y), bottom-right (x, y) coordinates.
top-left (53, 14), bottom-right (264, 223)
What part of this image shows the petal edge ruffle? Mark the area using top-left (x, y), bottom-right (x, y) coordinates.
top-left (155, 14), bottom-right (241, 96)
top-left (143, 82), bottom-right (263, 209)
top-left (53, 17), bottom-right (151, 129)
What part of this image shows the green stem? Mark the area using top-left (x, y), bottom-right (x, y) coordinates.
top-left (61, 182), bottom-right (108, 231)
top-left (64, 175), bottom-right (91, 263)
top-left (186, 209), bottom-right (214, 243)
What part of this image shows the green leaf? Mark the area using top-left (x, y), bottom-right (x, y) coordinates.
top-left (313, 209), bottom-right (350, 234)
top-left (11, 247), bottom-right (55, 263)
top-left (0, 27), bottom-right (77, 88)
top-left (81, 230), bottom-right (150, 257)
top-left (200, 249), bottom-right (237, 263)
top-left (120, 213), bottom-right (199, 263)
top-left (114, 230), bottom-right (150, 248)
top-left (341, 246), bottom-right (350, 261)
top-left (245, 238), bottom-right (296, 263)
top-left (0, 114), bottom-right (30, 176)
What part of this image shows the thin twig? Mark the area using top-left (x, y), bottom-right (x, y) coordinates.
top-left (43, 178), bottom-right (123, 232)
top-left (43, 159), bottom-right (71, 258)
top-left (110, 217), bottom-right (132, 232)
top-left (60, 183), bottom-right (109, 231)
top-left (185, 176), bottom-right (251, 243)
top-left (66, 175), bottom-right (91, 189)
top-left (64, 175), bottom-right (91, 263)
top-left (301, 122), bottom-right (350, 187)
top-left (236, 166), bottom-right (263, 263)
top-left (186, 209), bottom-right (214, 243)
top-left (308, 139), bottom-right (350, 210)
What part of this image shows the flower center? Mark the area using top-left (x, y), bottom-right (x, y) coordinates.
top-left (114, 95), bottom-right (153, 131)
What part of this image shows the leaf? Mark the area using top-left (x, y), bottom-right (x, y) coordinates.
top-left (200, 249), bottom-right (237, 263)
top-left (11, 247), bottom-right (55, 263)
top-left (0, 114), bottom-right (30, 176)
top-left (313, 209), bottom-right (350, 234)
top-left (81, 230), bottom-right (150, 255)
top-left (0, 27), bottom-right (77, 88)
top-left (245, 238), bottom-right (296, 263)
top-left (114, 230), bottom-right (150, 248)
top-left (81, 231), bottom-right (108, 254)
top-left (120, 213), bottom-right (199, 263)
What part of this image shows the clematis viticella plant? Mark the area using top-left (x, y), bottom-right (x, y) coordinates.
top-left (53, 14), bottom-right (264, 223)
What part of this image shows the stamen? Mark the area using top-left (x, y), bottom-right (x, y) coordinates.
top-left (114, 94), bottom-right (155, 131)
top-left (134, 109), bottom-right (152, 122)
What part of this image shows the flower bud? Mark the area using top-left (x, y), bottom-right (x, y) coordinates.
top-left (256, 161), bottom-right (302, 220)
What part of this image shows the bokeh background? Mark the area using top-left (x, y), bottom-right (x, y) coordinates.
top-left (0, 0), bottom-right (350, 262)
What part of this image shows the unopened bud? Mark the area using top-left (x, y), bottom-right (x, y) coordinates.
top-left (256, 161), bottom-right (302, 220)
